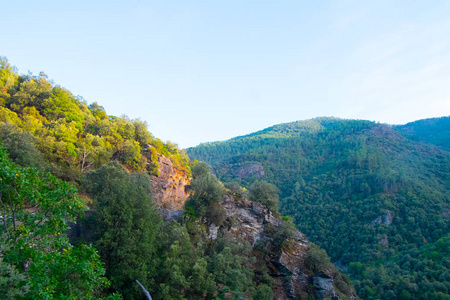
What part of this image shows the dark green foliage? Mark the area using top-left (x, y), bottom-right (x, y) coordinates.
top-left (249, 180), bottom-right (280, 215)
top-left (305, 243), bottom-right (332, 273)
top-left (205, 202), bottom-right (227, 226)
top-left (0, 122), bottom-right (46, 169)
top-left (0, 249), bottom-right (29, 299)
top-left (208, 234), bottom-right (256, 293)
top-left (192, 160), bottom-right (211, 177)
top-left (152, 221), bottom-right (216, 299)
top-left (273, 217), bottom-right (297, 247)
top-left (82, 162), bottom-right (162, 299)
top-left (264, 217), bottom-right (297, 249)
top-left (253, 284), bottom-right (273, 300)
top-left (395, 116), bottom-right (450, 150)
top-left (353, 234), bottom-right (450, 299)
top-left (188, 117), bottom-right (450, 299)
top-left (185, 162), bottom-right (225, 219)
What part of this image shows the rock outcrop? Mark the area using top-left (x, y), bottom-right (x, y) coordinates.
top-left (371, 210), bottom-right (393, 226)
top-left (206, 195), bottom-right (358, 300)
top-left (150, 153), bottom-right (190, 209)
top-left (234, 163), bottom-right (265, 179)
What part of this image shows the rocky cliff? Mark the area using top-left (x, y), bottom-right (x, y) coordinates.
top-left (150, 153), bottom-right (190, 209)
top-left (181, 195), bottom-right (358, 300)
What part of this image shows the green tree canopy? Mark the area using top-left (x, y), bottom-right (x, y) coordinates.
top-left (0, 146), bottom-right (117, 299)
top-left (249, 180), bottom-right (280, 215)
top-left (82, 162), bottom-right (162, 299)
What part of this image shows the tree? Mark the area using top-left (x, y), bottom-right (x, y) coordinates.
top-left (82, 162), bottom-right (162, 299)
top-left (191, 161), bottom-right (211, 178)
top-left (0, 57), bottom-right (19, 107)
top-left (253, 284), bottom-right (273, 300)
top-left (305, 243), bottom-right (332, 273)
top-left (0, 146), bottom-right (116, 299)
top-left (185, 162), bottom-right (225, 218)
top-left (0, 122), bottom-right (46, 169)
top-left (249, 180), bottom-right (280, 215)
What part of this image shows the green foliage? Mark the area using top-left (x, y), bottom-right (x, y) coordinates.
top-left (272, 217), bottom-right (297, 248)
top-left (253, 284), bottom-right (273, 300)
top-left (0, 57), bottom-right (190, 182)
top-left (353, 234), bottom-right (450, 299)
top-left (188, 117), bottom-right (450, 299)
top-left (0, 106), bottom-right (21, 125)
top-left (224, 181), bottom-right (247, 200)
top-left (152, 221), bottom-right (217, 299)
top-left (208, 234), bottom-right (256, 293)
top-left (0, 123), bottom-right (46, 169)
top-left (249, 180), bottom-right (280, 215)
top-left (81, 162), bottom-right (162, 299)
top-left (0, 244), bottom-right (29, 299)
top-left (185, 162), bottom-right (225, 219)
top-left (192, 161), bottom-right (211, 177)
top-left (0, 57), bottom-right (19, 107)
top-left (305, 243), bottom-right (332, 273)
top-left (395, 116), bottom-right (450, 150)
top-left (0, 146), bottom-right (113, 299)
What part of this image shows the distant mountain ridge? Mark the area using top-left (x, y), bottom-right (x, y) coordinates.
top-left (188, 116), bottom-right (450, 299)
top-left (394, 116), bottom-right (450, 150)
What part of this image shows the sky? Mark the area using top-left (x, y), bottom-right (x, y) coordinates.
top-left (1, 1), bottom-right (450, 148)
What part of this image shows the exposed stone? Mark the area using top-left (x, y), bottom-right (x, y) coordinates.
top-left (313, 272), bottom-right (337, 300)
top-left (379, 234), bottom-right (389, 248)
top-left (233, 163), bottom-right (265, 179)
top-left (159, 209), bottom-right (183, 222)
top-left (150, 153), bottom-right (190, 210)
top-left (442, 208), bottom-right (450, 218)
top-left (208, 223), bottom-right (219, 240)
top-left (207, 195), bottom-right (358, 300)
top-left (383, 211), bottom-right (393, 225)
top-left (371, 210), bottom-right (393, 226)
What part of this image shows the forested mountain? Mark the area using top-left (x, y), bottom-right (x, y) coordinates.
top-left (0, 57), bottom-right (357, 299)
top-left (188, 117), bottom-right (450, 299)
top-left (394, 116), bottom-right (450, 150)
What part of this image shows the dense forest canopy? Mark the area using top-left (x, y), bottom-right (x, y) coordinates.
top-left (188, 117), bottom-right (450, 299)
top-left (394, 116), bottom-right (450, 151)
top-left (0, 56), bottom-right (190, 182)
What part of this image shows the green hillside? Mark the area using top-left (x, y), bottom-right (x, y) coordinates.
top-left (395, 116), bottom-right (450, 150)
top-left (0, 57), bottom-right (190, 182)
top-left (188, 117), bottom-right (450, 299)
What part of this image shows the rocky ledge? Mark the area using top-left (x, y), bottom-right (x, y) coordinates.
top-left (206, 195), bottom-right (358, 300)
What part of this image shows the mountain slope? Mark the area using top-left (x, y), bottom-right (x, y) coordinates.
top-left (394, 116), bottom-right (450, 150)
top-left (188, 117), bottom-right (450, 299)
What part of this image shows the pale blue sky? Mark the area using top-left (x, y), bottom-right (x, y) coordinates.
top-left (2, 1), bottom-right (450, 148)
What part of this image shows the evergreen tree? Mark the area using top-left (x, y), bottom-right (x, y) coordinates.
top-left (82, 162), bottom-right (162, 299)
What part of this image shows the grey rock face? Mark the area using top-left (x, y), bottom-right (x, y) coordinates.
top-left (234, 163), bottom-right (265, 179)
top-left (206, 195), bottom-right (358, 300)
top-left (313, 272), bottom-right (337, 300)
top-left (213, 195), bottom-right (281, 246)
top-left (159, 209), bottom-right (183, 222)
top-left (371, 210), bottom-right (393, 226)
